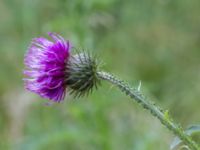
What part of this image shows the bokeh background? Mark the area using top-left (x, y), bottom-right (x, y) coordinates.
top-left (1, 0), bottom-right (200, 149)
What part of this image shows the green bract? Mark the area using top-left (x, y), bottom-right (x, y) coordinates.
top-left (65, 52), bottom-right (101, 97)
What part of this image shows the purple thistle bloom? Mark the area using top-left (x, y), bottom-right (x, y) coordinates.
top-left (24, 32), bottom-right (71, 102)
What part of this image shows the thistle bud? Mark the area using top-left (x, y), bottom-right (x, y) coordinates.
top-left (65, 52), bottom-right (101, 97)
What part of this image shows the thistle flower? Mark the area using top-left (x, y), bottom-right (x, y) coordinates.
top-left (24, 32), bottom-right (100, 102)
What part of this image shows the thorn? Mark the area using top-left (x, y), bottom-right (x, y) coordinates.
top-left (137, 81), bottom-right (142, 91)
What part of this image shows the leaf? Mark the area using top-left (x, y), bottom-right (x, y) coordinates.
top-left (170, 125), bottom-right (200, 150)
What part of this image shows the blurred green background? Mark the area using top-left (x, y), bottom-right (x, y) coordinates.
top-left (1, 0), bottom-right (200, 149)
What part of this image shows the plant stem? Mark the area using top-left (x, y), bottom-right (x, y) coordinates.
top-left (97, 71), bottom-right (199, 150)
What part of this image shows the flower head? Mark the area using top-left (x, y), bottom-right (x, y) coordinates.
top-left (24, 32), bottom-right (71, 102)
top-left (24, 32), bottom-right (101, 102)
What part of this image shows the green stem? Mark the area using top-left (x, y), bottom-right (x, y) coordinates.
top-left (97, 71), bottom-right (200, 150)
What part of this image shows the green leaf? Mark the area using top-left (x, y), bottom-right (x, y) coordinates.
top-left (170, 125), bottom-right (200, 150)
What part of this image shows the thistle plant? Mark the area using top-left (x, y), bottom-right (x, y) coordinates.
top-left (24, 33), bottom-right (200, 150)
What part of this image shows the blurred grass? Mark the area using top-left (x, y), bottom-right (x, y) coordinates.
top-left (1, 0), bottom-right (200, 149)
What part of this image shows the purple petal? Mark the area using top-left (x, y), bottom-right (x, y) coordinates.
top-left (24, 32), bottom-right (71, 102)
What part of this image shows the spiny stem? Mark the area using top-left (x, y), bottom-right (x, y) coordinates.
top-left (97, 71), bottom-right (200, 150)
